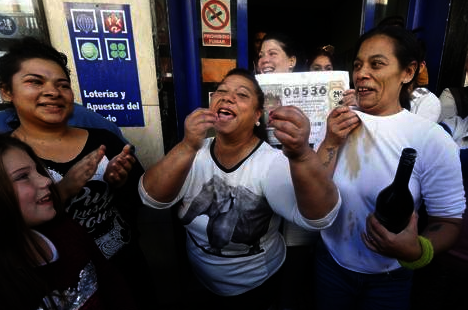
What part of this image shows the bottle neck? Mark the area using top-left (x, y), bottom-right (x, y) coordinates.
top-left (393, 154), bottom-right (415, 189)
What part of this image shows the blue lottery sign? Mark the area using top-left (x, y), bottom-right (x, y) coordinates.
top-left (64, 2), bottom-right (144, 127)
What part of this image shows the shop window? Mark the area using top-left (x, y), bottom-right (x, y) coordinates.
top-left (0, 0), bottom-right (49, 55)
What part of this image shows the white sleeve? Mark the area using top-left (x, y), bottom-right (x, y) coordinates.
top-left (138, 175), bottom-right (175, 209)
top-left (137, 143), bottom-right (210, 210)
top-left (138, 170), bottom-right (192, 210)
top-left (410, 91), bottom-right (441, 122)
top-left (438, 88), bottom-right (458, 122)
top-left (262, 152), bottom-right (341, 230)
top-left (420, 126), bottom-right (466, 218)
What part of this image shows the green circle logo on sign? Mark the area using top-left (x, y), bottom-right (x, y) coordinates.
top-left (81, 42), bottom-right (98, 61)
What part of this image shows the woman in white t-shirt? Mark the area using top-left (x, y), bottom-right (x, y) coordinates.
top-left (316, 25), bottom-right (465, 310)
top-left (139, 68), bottom-right (340, 310)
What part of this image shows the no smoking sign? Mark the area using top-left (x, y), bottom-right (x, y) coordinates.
top-left (201, 0), bottom-right (231, 47)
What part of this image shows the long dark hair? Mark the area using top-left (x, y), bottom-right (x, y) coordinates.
top-left (0, 134), bottom-right (62, 310)
top-left (354, 25), bottom-right (421, 110)
top-left (220, 68), bottom-right (267, 141)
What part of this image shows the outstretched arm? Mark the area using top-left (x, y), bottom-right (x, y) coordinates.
top-left (269, 106), bottom-right (338, 220)
top-left (142, 108), bottom-right (217, 203)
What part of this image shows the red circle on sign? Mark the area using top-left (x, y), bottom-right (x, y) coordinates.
top-left (202, 0), bottom-right (230, 31)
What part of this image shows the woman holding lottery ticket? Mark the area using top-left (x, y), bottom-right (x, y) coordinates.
top-left (258, 31), bottom-right (326, 310)
top-left (139, 67), bottom-right (340, 310)
top-left (315, 25), bottom-right (465, 310)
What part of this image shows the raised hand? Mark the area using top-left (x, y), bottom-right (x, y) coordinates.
top-left (268, 105), bottom-right (311, 160)
top-left (323, 105), bottom-right (361, 149)
top-left (182, 108), bottom-right (217, 152)
top-left (56, 145), bottom-right (106, 202)
top-left (340, 89), bottom-right (358, 107)
top-left (104, 144), bottom-right (136, 188)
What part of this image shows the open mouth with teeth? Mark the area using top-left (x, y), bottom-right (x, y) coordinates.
top-left (261, 67), bottom-right (275, 74)
top-left (217, 108), bottom-right (236, 121)
top-left (357, 87), bottom-right (374, 95)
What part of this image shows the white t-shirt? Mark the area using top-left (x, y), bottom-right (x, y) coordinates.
top-left (321, 109), bottom-right (465, 274)
top-left (139, 138), bottom-right (340, 295)
top-left (438, 88), bottom-right (459, 122)
top-left (441, 115), bottom-right (468, 148)
top-left (410, 87), bottom-right (441, 122)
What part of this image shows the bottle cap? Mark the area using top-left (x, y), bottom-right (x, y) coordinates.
top-left (401, 148), bottom-right (417, 164)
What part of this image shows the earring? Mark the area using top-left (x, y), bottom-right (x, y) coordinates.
top-left (255, 121), bottom-right (260, 127)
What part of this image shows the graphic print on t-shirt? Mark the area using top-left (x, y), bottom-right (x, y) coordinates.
top-left (180, 175), bottom-right (273, 257)
top-left (48, 157), bottom-right (130, 259)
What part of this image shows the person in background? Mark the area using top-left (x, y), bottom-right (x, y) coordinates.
top-left (315, 25), bottom-right (465, 310)
top-left (254, 30), bottom-right (267, 56)
top-left (257, 31), bottom-right (304, 74)
top-left (306, 44), bottom-right (359, 134)
top-left (0, 37), bottom-right (155, 309)
top-left (138, 68), bottom-right (340, 310)
top-left (438, 85), bottom-right (468, 121)
top-left (250, 29), bottom-right (267, 73)
top-left (0, 134), bottom-right (137, 310)
top-left (410, 114), bottom-right (468, 310)
top-left (258, 31), bottom-right (321, 310)
top-left (407, 40), bottom-right (441, 122)
top-left (308, 45), bottom-right (335, 71)
top-left (407, 63), bottom-right (441, 122)
top-left (438, 45), bottom-right (468, 121)
top-left (0, 102), bottom-right (127, 142)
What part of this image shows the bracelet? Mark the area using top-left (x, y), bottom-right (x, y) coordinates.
top-left (398, 236), bottom-right (434, 270)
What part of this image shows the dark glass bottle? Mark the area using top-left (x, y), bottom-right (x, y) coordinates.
top-left (374, 148), bottom-right (417, 234)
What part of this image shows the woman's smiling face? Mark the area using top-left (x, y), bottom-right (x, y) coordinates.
top-left (210, 74), bottom-right (261, 137)
top-left (257, 39), bottom-right (296, 74)
top-left (3, 147), bottom-right (55, 227)
top-left (1, 58), bottom-right (74, 127)
top-left (353, 34), bottom-right (415, 116)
